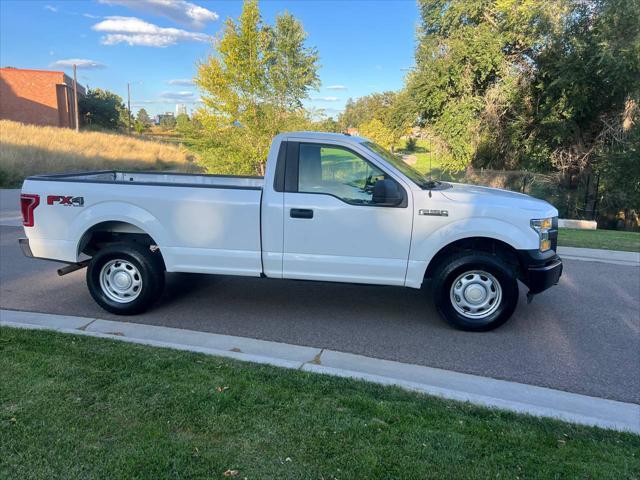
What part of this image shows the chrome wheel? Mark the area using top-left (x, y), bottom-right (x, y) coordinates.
top-left (99, 259), bottom-right (142, 303)
top-left (449, 270), bottom-right (502, 319)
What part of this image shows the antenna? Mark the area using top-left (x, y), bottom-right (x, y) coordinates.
top-left (429, 137), bottom-right (433, 182)
top-left (127, 83), bottom-right (131, 135)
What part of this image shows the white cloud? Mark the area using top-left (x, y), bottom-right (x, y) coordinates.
top-left (311, 96), bottom-right (340, 102)
top-left (93, 16), bottom-right (210, 47)
top-left (325, 85), bottom-right (347, 91)
top-left (133, 96), bottom-right (201, 106)
top-left (98, 0), bottom-right (218, 29)
top-left (160, 91), bottom-right (200, 103)
top-left (161, 91), bottom-right (193, 98)
top-left (168, 78), bottom-right (194, 86)
top-left (44, 5), bottom-right (58, 12)
top-left (83, 13), bottom-right (101, 19)
top-left (50, 58), bottom-right (106, 69)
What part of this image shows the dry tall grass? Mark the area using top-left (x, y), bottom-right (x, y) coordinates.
top-left (0, 120), bottom-right (200, 187)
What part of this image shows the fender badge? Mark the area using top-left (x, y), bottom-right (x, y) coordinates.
top-left (419, 209), bottom-right (448, 217)
top-left (47, 195), bottom-right (84, 207)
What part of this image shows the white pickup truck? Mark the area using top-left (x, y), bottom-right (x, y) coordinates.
top-left (19, 132), bottom-right (562, 331)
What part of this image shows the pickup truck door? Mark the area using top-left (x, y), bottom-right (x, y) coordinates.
top-left (282, 141), bottom-right (413, 286)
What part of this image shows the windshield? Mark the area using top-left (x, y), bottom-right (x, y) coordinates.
top-left (362, 141), bottom-right (441, 189)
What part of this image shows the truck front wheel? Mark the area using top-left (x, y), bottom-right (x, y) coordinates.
top-left (86, 242), bottom-right (165, 315)
top-left (432, 252), bottom-right (518, 331)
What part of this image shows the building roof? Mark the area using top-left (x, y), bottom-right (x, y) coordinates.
top-left (0, 67), bottom-right (86, 95)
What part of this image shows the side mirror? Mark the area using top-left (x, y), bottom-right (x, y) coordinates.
top-left (372, 178), bottom-right (403, 206)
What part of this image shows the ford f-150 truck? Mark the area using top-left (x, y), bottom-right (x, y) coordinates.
top-left (19, 132), bottom-right (562, 331)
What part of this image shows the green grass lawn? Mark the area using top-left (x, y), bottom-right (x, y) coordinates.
top-left (398, 138), bottom-right (444, 177)
top-left (559, 228), bottom-right (640, 252)
top-left (1, 327), bottom-right (638, 479)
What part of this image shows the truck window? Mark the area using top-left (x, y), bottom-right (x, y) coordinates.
top-left (297, 143), bottom-right (390, 205)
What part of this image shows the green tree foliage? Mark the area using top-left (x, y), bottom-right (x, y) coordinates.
top-left (133, 109), bottom-right (151, 134)
top-left (309, 116), bottom-right (341, 133)
top-left (340, 92), bottom-right (396, 129)
top-left (133, 120), bottom-right (146, 134)
top-left (136, 108), bottom-right (152, 126)
top-left (160, 115), bottom-right (177, 130)
top-left (79, 88), bottom-right (128, 130)
top-left (408, 0), bottom-right (554, 170)
top-left (194, 0), bottom-right (319, 175)
top-left (358, 118), bottom-right (394, 150)
top-left (340, 91), bottom-right (412, 151)
top-left (409, 0), bottom-right (640, 180)
top-left (176, 113), bottom-right (190, 129)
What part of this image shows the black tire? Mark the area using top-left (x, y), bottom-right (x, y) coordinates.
top-left (432, 251), bottom-right (518, 331)
top-left (86, 242), bottom-right (165, 315)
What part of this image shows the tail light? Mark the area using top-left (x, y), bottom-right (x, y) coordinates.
top-left (20, 194), bottom-right (40, 227)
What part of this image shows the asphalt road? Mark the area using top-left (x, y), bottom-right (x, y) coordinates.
top-left (0, 189), bottom-right (22, 226)
top-left (1, 224), bottom-right (638, 403)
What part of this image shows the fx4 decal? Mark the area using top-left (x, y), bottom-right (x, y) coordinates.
top-left (47, 195), bottom-right (84, 207)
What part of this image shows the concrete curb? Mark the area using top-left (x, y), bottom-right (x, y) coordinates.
top-left (2, 309), bottom-right (638, 434)
top-left (558, 246), bottom-right (640, 266)
top-left (558, 219), bottom-right (597, 230)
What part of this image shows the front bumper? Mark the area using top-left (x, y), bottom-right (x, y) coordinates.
top-left (517, 249), bottom-right (563, 294)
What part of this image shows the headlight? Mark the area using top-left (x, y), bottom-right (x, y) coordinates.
top-left (530, 217), bottom-right (553, 252)
top-left (530, 218), bottom-right (552, 232)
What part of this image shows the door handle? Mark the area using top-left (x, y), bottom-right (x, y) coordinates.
top-left (290, 208), bottom-right (313, 219)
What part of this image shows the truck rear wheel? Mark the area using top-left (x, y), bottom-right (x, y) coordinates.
top-left (86, 242), bottom-right (164, 315)
top-left (432, 252), bottom-right (518, 331)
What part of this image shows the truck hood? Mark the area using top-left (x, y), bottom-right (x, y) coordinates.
top-left (440, 182), bottom-right (558, 217)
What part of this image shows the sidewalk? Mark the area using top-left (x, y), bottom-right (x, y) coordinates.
top-left (558, 246), bottom-right (640, 266)
top-left (2, 308), bottom-right (638, 434)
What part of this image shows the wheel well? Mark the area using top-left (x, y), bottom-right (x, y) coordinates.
top-left (424, 237), bottom-right (521, 279)
top-left (78, 221), bottom-right (166, 269)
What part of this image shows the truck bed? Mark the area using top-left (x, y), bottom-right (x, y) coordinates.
top-left (22, 169), bottom-right (265, 275)
top-left (27, 170), bottom-right (264, 190)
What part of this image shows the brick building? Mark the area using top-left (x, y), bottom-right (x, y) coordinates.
top-left (0, 67), bottom-right (86, 128)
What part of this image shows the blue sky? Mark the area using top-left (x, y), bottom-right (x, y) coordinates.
top-left (0, 0), bottom-right (420, 118)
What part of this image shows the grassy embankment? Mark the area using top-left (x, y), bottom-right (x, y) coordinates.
top-left (559, 228), bottom-right (640, 252)
top-left (1, 327), bottom-right (638, 479)
top-left (0, 120), bottom-right (201, 187)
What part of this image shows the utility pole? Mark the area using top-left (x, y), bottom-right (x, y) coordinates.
top-left (127, 82), bottom-right (132, 135)
top-left (73, 64), bottom-right (79, 132)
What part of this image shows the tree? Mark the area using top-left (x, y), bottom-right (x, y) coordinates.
top-left (312, 116), bottom-right (340, 133)
top-left (340, 92), bottom-right (397, 130)
top-left (408, 0), bottom-right (639, 176)
top-left (339, 91), bottom-right (412, 151)
top-left (407, 0), bottom-right (569, 170)
top-left (268, 12), bottom-right (321, 110)
top-left (359, 118), bottom-right (394, 150)
top-left (404, 0), bottom-right (639, 225)
top-left (176, 113), bottom-right (190, 129)
top-left (136, 108), bottom-right (151, 126)
top-left (160, 115), bottom-right (177, 130)
top-left (195, 0), bottom-right (319, 175)
top-left (79, 88), bottom-right (128, 130)
top-left (525, 0), bottom-right (640, 175)
top-left (134, 120), bottom-right (146, 134)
